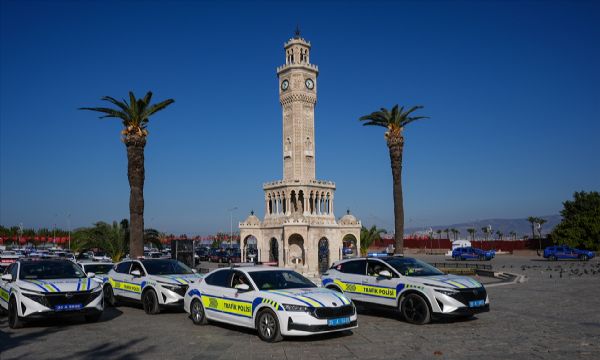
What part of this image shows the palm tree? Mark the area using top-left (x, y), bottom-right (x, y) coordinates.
top-left (527, 216), bottom-right (539, 240)
top-left (467, 228), bottom-right (476, 241)
top-left (481, 227), bottom-right (490, 241)
top-left (537, 218), bottom-right (547, 252)
top-left (496, 230), bottom-right (503, 240)
top-left (359, 105), bottom-right (428, 254)
top-left (444, 228), bottom-right (450, 240)
top-left (72, 221), bottom-right (128, 261)
top-left (451, 228), bottom-right (460, 240)
top-left (509, 231), bottom-right (516, 240)
top-left (80, 91), bottom-right (174, 258)
top-left (360, 225), bottom-right (387, 256)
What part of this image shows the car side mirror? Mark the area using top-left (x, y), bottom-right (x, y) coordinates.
top-left (87, 272), bottom-right (96, 278)
top-left (377, 270), bottom-right (392, 279)
top-left (1, 274), bottom-right (12, 282)
top-left (235, 283), bottom-right (250, 291)
top-left (131, 270), bottom-right (142, 277)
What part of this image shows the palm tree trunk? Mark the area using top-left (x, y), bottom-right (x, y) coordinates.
top-left (126, 135), bottom-right (146, 259)
top-left (387, 135), bottom-right (404, 254)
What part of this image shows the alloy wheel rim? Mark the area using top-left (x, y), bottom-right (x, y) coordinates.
top-left (260, 314), bottom-right (275, 338)
top-left (192, 301), bottom-right (203, 322)
top-left (145, 293), bottom-right (154, 312)
top-left (404, 298), bottom-right (425, 322)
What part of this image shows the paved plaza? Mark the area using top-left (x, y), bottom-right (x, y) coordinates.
top-left (1, 255), bottom-right (599, 360)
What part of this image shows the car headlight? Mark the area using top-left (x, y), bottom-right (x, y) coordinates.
top-left (282, 303), bottom-right (311, 312)
top-left (22, 292), bottom-right (50, 306)
top-left (434, 288), bottom-right (458, 296)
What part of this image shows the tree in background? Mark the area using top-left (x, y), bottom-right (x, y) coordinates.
top-left (359, 105), bottom-right (428, 254)
top-left (80, 91), bottom-right (175, 258)
top-left (360, 225), bottom-right (387, 256)
top-left (509, 231), bottom-right (517, 240)
top-left (496, 230), bottom-right (503, 240)
top-left (481, 227), bottom-right (490, 241)
top-left (444, 228), bottom-right (450, 240)
top-left (451, 228), bottom-right (460, 240)
top-left (527, 216), bottom-right (540, 240)
top-left (467, 228), bottom-right (476, 241)
top-left (551, 191), bottom-right (600, 251)
top-left (73, 221), bottom-right (129, 262)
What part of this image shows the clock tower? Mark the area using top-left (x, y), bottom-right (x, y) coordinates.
top-left (239, 31), bottom-right (361, 277)
top-left (277, 30), bottom-right (318, 181)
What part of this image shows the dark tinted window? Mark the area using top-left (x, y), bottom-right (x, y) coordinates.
top-left (83, 264), bottom-right (113, 275)
top-left (10, 264), bottom-right (18, 280)
top-left (19, 260), bottom-right (86, 280)
top-left (130, 262), bottom-right (145, 275)
top-left (367, 260), bottom-right (397, 278)
top-left (115, 262), bottom-right (131, 274)
top-left (205, 269), bottom-right (233, 287)
top-left (231, 271), bottom-right (253, 290)
top-left (141, 260), bottom-right (194, 275)
top-left (335, 260), bottom-right (366, 275)
top-left (249, 270), bottom-right (316, 290)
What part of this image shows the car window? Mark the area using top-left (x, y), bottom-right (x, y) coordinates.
top-left (334, 260), bottom-right (366, 275)
top-left (367, 260), bottom-right (397, 278)
top-left (115, 262), bottom-right (131, 274)
top-left (231, 271), bottom-right (252, 290)
top-left (19, 260), bottom-right (86, 280)
top-left (83, 264), bottom-right (113, 275)
top-left (205, 269), bottom-right (233, 287)
top-left (130, 262), bottom-right (145, 276)
top-left (248, 270), bottom-right (316, 290)
top-left (10, 264), bottom-right (18, 280)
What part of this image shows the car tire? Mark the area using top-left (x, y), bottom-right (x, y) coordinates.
top-left (580, 255), bottom-right (589, 261)
top-left (142, 289), bottom-right (160, 315)
top-left (103, 284), bottom-right (118, 307)
top-left (549, 255), bottom-right (557, 261)
top-left (190, 298), bottom-right (208, 325)
top-left (8, 297), bottom-right (23, 329)
top-left (256, 309), bottom-right (283, 342)
top-left (400, 293), bottom-right (431, 325)
top-left (478, 255), bottom-right (484, 261)
top-left (84, 312), bottom-right (102, 323)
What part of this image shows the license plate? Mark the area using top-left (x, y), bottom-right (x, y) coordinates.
top-left (469, 300), bottom-right (485, 308)
top-left (55, 303), bottom-right (83, 311)
top-left (327, 317), bottom-right (351, 326)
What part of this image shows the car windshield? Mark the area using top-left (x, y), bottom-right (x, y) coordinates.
top-left (82, 264), bottom-right (113, 275)
top-left (20, 260), bottom-right (86, 280)
top-left (385, 258), bottom-right (444, 277)
top-left (141, 259), bottom-right (194, 275)
top-left (249, 270), bottom-right (316, 290)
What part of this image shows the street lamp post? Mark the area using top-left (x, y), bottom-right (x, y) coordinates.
top-left (228, 207), bottom-right (238, 248)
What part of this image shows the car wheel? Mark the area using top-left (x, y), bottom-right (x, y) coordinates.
top-left (549, 255), bottom-right (557, 261)
top-left (400, 294), bottom-right (431, 325)
top-left (190, 298), bottom-right (208, 325)
top-left (142, 289), bottom-right (160, 315)
top-left (580, 255), bottom-right (589, 261)
top-left (256, 309), bottom-right (283, 342)
top-left (84, 312), bottom-right (102, 323)
top-left (478, 255), bottom-right (484, 261)
top-left (103, 284), bottom-right (118, 307)
top-left (8, 297), bottom-right (23, 329)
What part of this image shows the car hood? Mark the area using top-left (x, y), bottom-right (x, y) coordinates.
top-left (262, 287), bottom-right (352, 308)
top-left (151, 273), bottom-right (203, 285)
top-left (18, 278), bottom-right (101, 293)
top-left (411, 274), bottom-right (483, 289)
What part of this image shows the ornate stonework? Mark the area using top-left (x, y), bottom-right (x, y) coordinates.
top-left (239, 32), bottom-right (361, 276)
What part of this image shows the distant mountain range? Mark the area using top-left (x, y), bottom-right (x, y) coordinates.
top-left (404, 215), bottom-right (561, 239)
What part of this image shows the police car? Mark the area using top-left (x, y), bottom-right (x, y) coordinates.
top-left (184, 266), bottom-right (357, 342)
top-left (0, 258), bottom-right (104, 328)
top-left (104, 258), bottom-right (202, 314)
top-left (321, 256), bottom-right (489, 325)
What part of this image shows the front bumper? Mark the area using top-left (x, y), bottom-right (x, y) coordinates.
top-left (19, 290), bottom-right (104, 319)
top-left (432, 304), bottom-right (490, 319)
top-left (280, 310), bottom-right (358, 336)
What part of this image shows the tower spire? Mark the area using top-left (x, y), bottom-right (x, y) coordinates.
top-left (294, 24), bottom-right (301, 39)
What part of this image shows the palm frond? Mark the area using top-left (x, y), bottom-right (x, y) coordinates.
top-left (144, 98), bottom-right (175, 117)
top-left (79, 107), bottom-right (129, 120)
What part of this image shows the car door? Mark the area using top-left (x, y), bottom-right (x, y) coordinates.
top-left (364, 260), bottom-right (398, 307)
top-left (332, 259), bottom-right (367, 302)
top-left (218, 270), bottom-right (255, 327)
top-left (554, 246), bottom-right (566, 259)
top-left (111, 261), bottom-right (131, 297)
top-left (122, 261), bottom-right (145, 300)
top-left (0, 264), bottom-right (15, 309)
top-left (201, 269), bottom-right (233, 322)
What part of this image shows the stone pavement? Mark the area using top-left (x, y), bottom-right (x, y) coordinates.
top-left (1, 256), bottom-right (599, 359)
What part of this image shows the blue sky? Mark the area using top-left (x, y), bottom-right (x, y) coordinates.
top-left (1, 0), bottom-right (599, 235)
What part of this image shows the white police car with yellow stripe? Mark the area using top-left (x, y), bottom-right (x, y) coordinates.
top-left (184, 266), bottom-right (357, 342)
top-left (0, 258), bottom-right (103, 328)
top-left (104, 258), bottom-right (202, 314)
top-left (321, 256), bottom-right (490, 324)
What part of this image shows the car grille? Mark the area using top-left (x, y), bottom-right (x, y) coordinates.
top-left (172, 285), bottom-right (188, 297)
top-left (30, 291), bottom-right (99, 308)
top-left (312, 305), bottom-right (355, 319)
top-left (449, 287), bottom-right (487, 306)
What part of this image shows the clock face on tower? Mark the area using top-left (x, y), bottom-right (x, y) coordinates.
top-left (305, 78), bottom-right (314, 90)
top-left (281, 79), bottom-right (289, 91)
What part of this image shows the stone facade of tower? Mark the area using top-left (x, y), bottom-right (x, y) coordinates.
top-left (239, 33), bottom-right (361, 277)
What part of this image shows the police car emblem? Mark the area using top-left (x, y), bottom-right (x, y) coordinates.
top-left (346, 284), bottom-right (356, 292)
top-left (209, 298), bottom-right (218, 308)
